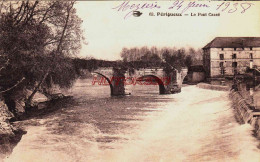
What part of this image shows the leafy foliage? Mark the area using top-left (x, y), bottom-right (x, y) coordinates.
top-left (0, 1), bottom-right (84, 111)
top-left (120, 46), bottom-right (202, 70)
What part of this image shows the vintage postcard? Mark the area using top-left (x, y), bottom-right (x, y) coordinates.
top-left (0, 1), bottom-right (260, 162)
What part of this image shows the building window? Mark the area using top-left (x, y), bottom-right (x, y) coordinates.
top-left (250, 47), bottom-right (253, 50)
top-left (232, 62), bottom-right (237, 68)
top-left (242, 47), bottom-right (244, 50)
top-left (221, 48), bottom-right (224, 51)
top-left (219, 62), bottom-right (224, 67)
top-left (219, 54), bottom-right (224, 60)
top-left (234, 48), bottom-right (237, 51)
top-left (232, 54), bottom-right (237, 59)
top-left (250, 53), bottom-right (253, 59)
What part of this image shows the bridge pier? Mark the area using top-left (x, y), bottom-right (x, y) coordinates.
top-left (111, 68), bottom-right (126, 96)
top-left (164, 69), bottom-right (188, 94)
top-left (164, 70), bottom-right (179, 94)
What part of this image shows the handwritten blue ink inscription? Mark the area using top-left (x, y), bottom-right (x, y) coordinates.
top-left (112, 1), bottom-right (254, 19)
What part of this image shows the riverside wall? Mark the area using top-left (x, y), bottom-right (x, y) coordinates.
top-left (196, 83), bottom-right (260, 141)
top-left (196, 83), bottom-right (230, 91)
top-left (229, 90), bottom-right (260, 140)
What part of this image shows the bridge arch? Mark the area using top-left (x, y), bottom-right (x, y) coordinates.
top-left (92, 73), bottom-right (167, 95)
top-left (92, 72), bottom-right (114, 95)
top-left (137, 75), bottom-right (166, 94)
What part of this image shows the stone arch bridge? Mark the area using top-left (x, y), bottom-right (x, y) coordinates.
top-left (91, 67), bottom-right (188, 96)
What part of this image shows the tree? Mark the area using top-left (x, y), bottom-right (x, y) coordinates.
top-left (185, 55), bottom-right (192, 68)
top-left (187, 47), bottom-right (203, 65)
top-left (120, 47), bottom-right (129, 62)
top-left (0, 1), bottom-right (84, 113)
top-left (119, 46), bottom-right (201, 71)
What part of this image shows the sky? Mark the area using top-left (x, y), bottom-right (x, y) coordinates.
top-left (75, 1), bottom-right (260, 60)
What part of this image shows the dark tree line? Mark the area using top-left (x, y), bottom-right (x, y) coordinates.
top-left (74, 45), bottom-right (204, 75)
top-left (120, 46), bottom-right (203, 70)
top-left (73, 58), bottom-right (126, 72)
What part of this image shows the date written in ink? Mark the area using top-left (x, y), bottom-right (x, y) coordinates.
top-left (216, 2), bottom-right (254, 13)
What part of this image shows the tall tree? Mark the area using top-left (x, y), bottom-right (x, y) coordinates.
top-left (0, 1), bottom-right (84, 112)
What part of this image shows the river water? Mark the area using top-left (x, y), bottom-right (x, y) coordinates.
top-left (3, 79), bottom-right (260, 162)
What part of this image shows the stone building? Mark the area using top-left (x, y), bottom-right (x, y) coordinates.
top-left (203, 37), bottom-right (260, 78)
top-left (186, 65), bottom-right (205, 83)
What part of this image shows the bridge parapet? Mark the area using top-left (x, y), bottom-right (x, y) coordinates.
top-left (93, 67), bottom-right (114, 76)
top-left (128, 68), bottom-right (164, 78)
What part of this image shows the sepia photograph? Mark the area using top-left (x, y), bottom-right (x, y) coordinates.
top-left (0, 0), bottom-right (260, 161)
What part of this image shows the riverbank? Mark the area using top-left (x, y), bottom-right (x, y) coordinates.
top-left (0, 102), bottom-right (26, 159)
top-left (0, 94), bottom-right (72, 159)
top-left (197, 83), bottom-right (230, 91)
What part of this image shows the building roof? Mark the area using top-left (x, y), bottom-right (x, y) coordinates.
top-left (203, 37), bottom-right (260, 49)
